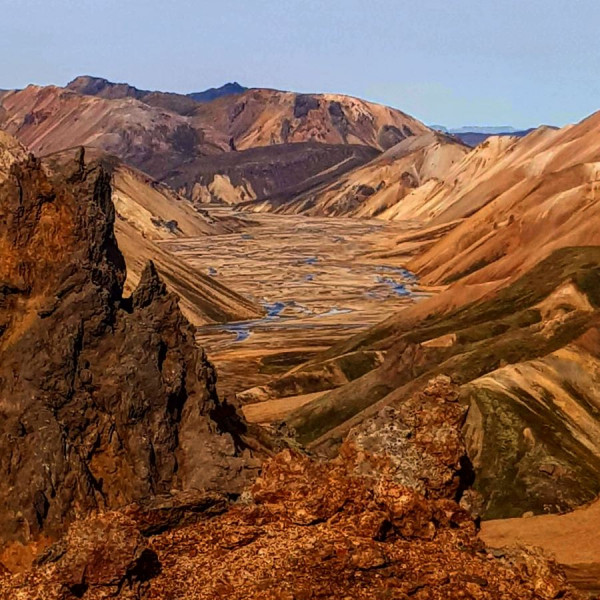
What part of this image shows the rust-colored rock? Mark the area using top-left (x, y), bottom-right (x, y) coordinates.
top-left (0, 450), bottom-right (582, 599)
top-left (3, 513), bottom-right (158, 600)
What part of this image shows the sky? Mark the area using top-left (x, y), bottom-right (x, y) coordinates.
top-left (1, 0), bottom-right (600, 129)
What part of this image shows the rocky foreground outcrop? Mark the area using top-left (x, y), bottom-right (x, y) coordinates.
top-left (0, 370), bottom-right (584, 598)
top-left (0, 138), bottom-right (260, 555)
top-left (0, 449), bottom-right (581, 599)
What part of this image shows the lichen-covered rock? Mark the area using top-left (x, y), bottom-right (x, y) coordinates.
top-left (0, 450), bottom-right (582, 599)
top-left (341, 376), bottom-right (473, 502)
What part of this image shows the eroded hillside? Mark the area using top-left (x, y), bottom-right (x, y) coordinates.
top-left (246, 131), bottom-right (469, 217)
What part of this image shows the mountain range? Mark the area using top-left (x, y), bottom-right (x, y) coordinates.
top-left (433, 125), bottom-right (521, 134)
top-left (67, 75), bottom-right (247, 104)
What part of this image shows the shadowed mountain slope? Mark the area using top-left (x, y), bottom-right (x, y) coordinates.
top-left (67, 75), bottom-right (222, 116)
top-left (245, 131), bottom-right (469, 216)
top-left (68, 76), bottom-right (247, 108)
top-left (188, 81), bottom-right (247, 103)
top-left (66, 75), bottom-right (150, 100)
top-left (170, 142), bottom-right (379, 204)
top-left (452, 128), bottom-right (537, 147)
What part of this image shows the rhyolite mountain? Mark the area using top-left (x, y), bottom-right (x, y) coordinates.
top-left (0, 77), bottom-right (431, 205)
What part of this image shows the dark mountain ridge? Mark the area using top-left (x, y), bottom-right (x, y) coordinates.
top-left (188, 81), bottom-right (247, 102)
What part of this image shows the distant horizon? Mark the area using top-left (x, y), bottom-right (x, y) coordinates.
top-left (2, 0), bottom-right (599, 129)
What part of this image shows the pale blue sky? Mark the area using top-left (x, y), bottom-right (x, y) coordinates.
top-left (1, 0), bottom-right (599, 128)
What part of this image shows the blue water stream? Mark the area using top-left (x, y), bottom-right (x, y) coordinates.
top-left (204, 264), bottom-right (418, 344)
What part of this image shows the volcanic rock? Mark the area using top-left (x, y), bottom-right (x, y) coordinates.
top-left (0, 138), bottom-right (259, 550)
top-left (0, 450), bottom-right (582, 599)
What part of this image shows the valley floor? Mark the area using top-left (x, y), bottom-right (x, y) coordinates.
top-left (160, 208), bottom-right (429, 396)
